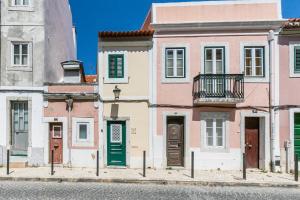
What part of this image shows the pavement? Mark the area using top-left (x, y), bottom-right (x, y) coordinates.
top-left (0, 167), bottom-right (299, 187)
top-left (0, 181), bottom-right (299, 200)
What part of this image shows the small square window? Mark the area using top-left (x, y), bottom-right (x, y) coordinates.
top-left (294, 47), bottom-right (300, 74)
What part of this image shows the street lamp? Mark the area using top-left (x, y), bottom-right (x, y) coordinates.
top-left (113, 85), bottom-right (121, 100)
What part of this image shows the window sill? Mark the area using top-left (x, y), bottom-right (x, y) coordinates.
top-left (8, 6), bottom-right (34, 12)
top-left (200, 147), bottom-right (230, 153)
top-left (161, 77), bottom-right (190, 84)
top-left (244, 77), bottom-right (269, 83)
top-left (104, 77), bottom-right (129, 84)
top-left (7, 66), bottom-right (32, 72)
top-left (289, 73), bottom-right (300, 78)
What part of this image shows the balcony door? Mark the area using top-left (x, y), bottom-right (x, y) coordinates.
top-left (204, 47), bottom-right (225, 97)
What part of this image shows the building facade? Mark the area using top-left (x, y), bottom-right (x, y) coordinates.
top-left (146, 0), bottom-right (284, 171)
top-left (0, 0), bottom-right (76, 167)
top-left (98, 31), bottom-right (153, 168)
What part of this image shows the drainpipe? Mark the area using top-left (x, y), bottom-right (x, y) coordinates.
top-left (66, 97), bottom-right (73, 167)
top-left (268, 30), bottom-right (276, 172)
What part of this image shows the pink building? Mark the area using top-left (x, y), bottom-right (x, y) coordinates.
top-left (146, 0), bottom-right (284, 171)
top-left (279, 19), bottom-right (300, 172)
top-left (44, 61), bottom-right (99, 167)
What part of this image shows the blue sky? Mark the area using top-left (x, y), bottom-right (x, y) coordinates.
top-left (69, 0), bottom-right (300, 75)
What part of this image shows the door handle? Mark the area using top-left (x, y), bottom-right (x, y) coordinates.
top-left (246, 143), bottom-right (252, 148)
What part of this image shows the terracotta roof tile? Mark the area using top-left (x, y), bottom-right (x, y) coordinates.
top-left (85, 75), bottom-right (97, 83)
top-left (283, 18), bottom-right (300, 30)
top-left (99, 30), bottom-right (154, 38)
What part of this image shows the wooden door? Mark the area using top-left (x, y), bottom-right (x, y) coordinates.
top-left (167, 117), bottom-right (184, 167)
top-left (245, 117), bottom-right (259, 168)
top-left (49, 123), bottom-right (63, 164)
top-left (107, 121), bottom-right (126, 166)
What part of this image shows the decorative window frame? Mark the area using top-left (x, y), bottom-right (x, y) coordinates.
top-left (9, 41), bottom-right (32, 71)
top-left (200, 112), bottom-right (230, 152)
top-left (104, 51), bottom-right (128, 84)
top-left (72, 117), bottom-right (94, 147)
top-left (161, 43), bottom-right (190, 83)
top-left (240, 42), bottom-right (269, 82)
top-left (289, 42), bottom-right (300, 78)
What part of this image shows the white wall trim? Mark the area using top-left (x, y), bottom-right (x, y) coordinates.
top-left (162, 111), bottom-right (190, 168)
top-left (43, 117), bottom-right (68, 165)
top-left (161, 43), bottom-right (190, 83)
top-left (289, 41), bottom-right (300, 78)
top-left (102, 96), bottom-right (149, 101)
top-left (200, 42), bottom-right (230, 74)
top-left (240, 41), bottom-right (270, 83)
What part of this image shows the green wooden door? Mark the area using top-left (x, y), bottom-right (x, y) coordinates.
top-left (107, 121), bottom-right (126, 166)
top-left (295, 114), bottom-right (300, 159)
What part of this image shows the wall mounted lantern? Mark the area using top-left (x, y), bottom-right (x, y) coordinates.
top-left (113, 85), bottom-right (121, 100)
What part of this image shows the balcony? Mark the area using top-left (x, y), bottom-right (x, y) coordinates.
top-left (193, 74), bottom-right (244, 104)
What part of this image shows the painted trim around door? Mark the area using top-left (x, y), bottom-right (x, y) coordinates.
top-left (162, 111), bottom-right (190, 169)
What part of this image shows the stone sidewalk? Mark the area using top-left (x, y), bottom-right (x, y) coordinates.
top-left (0, 167), bottom-right (299, 187)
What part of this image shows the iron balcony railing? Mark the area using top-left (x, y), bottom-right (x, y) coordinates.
top-left (193, 74), bottom-right (244, 100)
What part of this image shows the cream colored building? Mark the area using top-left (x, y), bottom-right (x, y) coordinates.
top-left (98, 30), bottom-right (153, 168)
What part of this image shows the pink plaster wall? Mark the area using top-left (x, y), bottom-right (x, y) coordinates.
top-left (156, 35), bottom-right (270, 149)
top-left (155, 3), bottom-right (279, 24)
top-left (47, 85), bottom-right (96, 93)
top-left (279, 36), bottom-right (300, 148)
top-left (45, 85), bottom-right (99, 150)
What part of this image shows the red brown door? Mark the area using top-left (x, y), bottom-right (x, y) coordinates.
top-left (49, 123), bottom-right (63, 164)
top-left (245, 117), bottom-right (259, 168)
top-left (167, 117), bottom-right (184, 167)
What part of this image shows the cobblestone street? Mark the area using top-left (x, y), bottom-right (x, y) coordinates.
top-left (0, 181), bottom-right (299, 200)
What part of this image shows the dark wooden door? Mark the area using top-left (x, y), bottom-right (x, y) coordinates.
top-left (167, 117), bottom-right (184, 167)
top-left (49, 123), bottom-right (63, 164)
top-left (245, 117), bottom-right (259, 168)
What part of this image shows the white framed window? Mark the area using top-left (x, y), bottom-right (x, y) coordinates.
top-left (201, 112), bottom-right (229, 151)
top-left (289, 42), bottom-right (300, 77)
top-left (12, 43), bottom-right (29, 67)
top-left (72, 118), bottom-right (94, 147)
top-left (244, 47), bottom-right (265, 77)
top-left (204, 47), bottom-right (225, 74)
top-left (165, 48), bottom-right (185, 78)
top-left (12, 0), bottom-right (29, 6)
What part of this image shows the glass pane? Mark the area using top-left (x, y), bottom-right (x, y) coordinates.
top-left (53, 127), bottom-right (61, 138)
top-left (22, 55), bottom-right (28, 65)
top-left (79, 124), bottom-right (87, 139)
top-left (167, 50), bottom-right (174, 59)
top-left (207, 137), bottom-right (213, 146)
top-left (216, 49), bottom-right (223, 60)
top-left (177, 68), bottom-right (184, 77)
top-left (205, 49), bottom-right (212, 60)
top-left (177, 50), bottom-right (184, 59)
top-left (14, 55), bottom-right (20, 65)
top-left (255, 48), bottom-right (262, 57)
top-left (206, 119), bottom-right (213, 128)
top-left (245, 49), bottom-right (251, 58)
top-left (22, 44), bottom-right (28, 55)
top-left (167, 68), bottom-right (173, 77)
top-left (255, 57), bottom-right (262, 67)
top-left (216, 119), bottom-right (223, 128)
top-left (217, 137), bottom-right (223, 147)
top-left (205, 61), bottom-right (213, 74)
top-left (246, 67), bottom-right (252, 76)
top-left (14, 44), bottom-right (20, 54)
top-left (167, 59), bottom-right (173, 69)
top-left (15, 0), bottom-right (21, 5)
top-left (23, 0), bottom-right (29, 5)
top-left (256, 67), bottom-right (263, 76)
top-left (216, 61), bottom-right (223, 74)
top-left (245, 58), bottom-right (252, 67)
